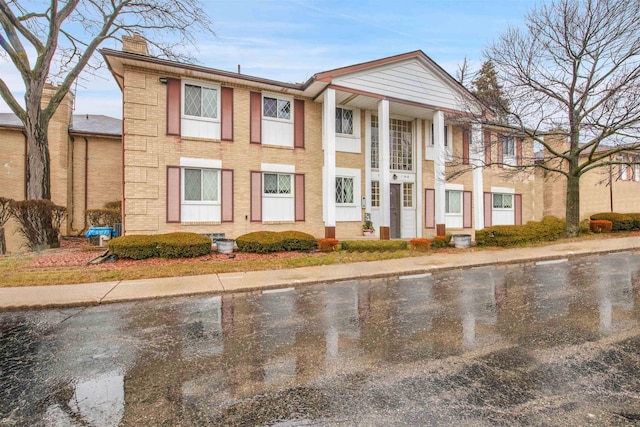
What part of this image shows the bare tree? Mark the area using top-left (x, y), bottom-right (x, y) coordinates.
top-left (456, 56), bottom-right (472, 88)
top-left (482, 0), bottom-right (640, 237)
top-left (0, 0), bottom-right (213, 245)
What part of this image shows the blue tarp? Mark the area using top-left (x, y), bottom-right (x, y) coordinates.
top-left (86, 227), bottom-right (116, 238)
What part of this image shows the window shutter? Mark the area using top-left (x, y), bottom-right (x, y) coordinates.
top-left (166, 166), bottom-right (181, 223)
top-left (463, 190), bottom-right (472, 228)
top-left (514, 194), bottom-right (522, 225)
top-left (166, 79), bottom-right (181, 136)
top-left (221, 169), bottom-right (234, 222)
top-left (250, 92), bottom-right (262, 144)
top-left (484, 192), bottom-right (492, 227)
top-left (497, 137), bottom-right (504, 168)
top-left (462, 129), bottom-right (470, 165)
top-left (516, 137), bottom-right (523, 166)
top-left (484, 131), bottom-right (491, 165)
top-left (425, 188), bottom-right (435, 228)
top-left (221, 87), bottom-right (234, 141)
top-left (295, 174), bottom-right (305, 221)
top-left (250, 171), bottom-right (262, 221)
top-left (294, 99), bottom-right (305, 148)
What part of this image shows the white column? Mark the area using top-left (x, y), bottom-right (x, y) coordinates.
top-left (323, 88), bottom-right (337, 232)
top-left (378, 99), bottom-right (391, 234)
top-left (415, 119), bottom-right (423, 234)
top-left (364, 110), bottom-right (372, 214)
top-left (433, 111), bottom-right (446, 226)
top-left (471, 123), bottom-right (484, 230)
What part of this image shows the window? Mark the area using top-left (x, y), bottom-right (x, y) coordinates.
top-left (371, 180), bottom-right (380, 207)
top-left (336, 177), bottom-right (354, 204)
top-left (431, 124), bottom-right (449, 146)
top-left (391, 118), bottom-right (412, 171)
top-left (184, 84), bottom-right (218, 119)
top-left (336, 107), bottom-right (354, 134)
top-left (502, 135), bottom-right (515, 157)
top-left (445, 190), bottom-right (462, 214)
top-left (263, 96), bottom-right (291, 120)
top-left (184, 168), bottom-right (218, 201)
top-left (371, 116), bottom-right (379, 169)
top-left (263, 173), bottom-right (292, 195)
top-left (403, 183), bottom-right (413, 208)
top-left (493, 193), bottom-right (513, 209)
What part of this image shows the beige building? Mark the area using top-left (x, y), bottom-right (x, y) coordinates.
top-left (0, 86), bottom-right (122, 252)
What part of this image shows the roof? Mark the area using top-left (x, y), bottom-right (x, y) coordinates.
top-left (0, 113), bottom-right (121, 137)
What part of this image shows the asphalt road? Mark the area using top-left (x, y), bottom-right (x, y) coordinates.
top-left (2, 251), bottom-right (640, 426)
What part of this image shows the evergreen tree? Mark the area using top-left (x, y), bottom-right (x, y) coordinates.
top-left (472, 60), bottom-right (510, 120)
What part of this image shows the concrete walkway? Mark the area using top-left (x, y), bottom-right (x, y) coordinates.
top-left (2, 235), bottom-right (640, 311)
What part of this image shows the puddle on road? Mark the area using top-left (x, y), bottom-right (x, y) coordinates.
top-left (2, 252), bottom-right (640, 425)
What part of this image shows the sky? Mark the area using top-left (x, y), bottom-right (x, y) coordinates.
top-left (0, 0), bottom-right (538, 119)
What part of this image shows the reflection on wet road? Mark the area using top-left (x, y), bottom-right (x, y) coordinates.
top-left (2, 252), bottom-right (640, 426)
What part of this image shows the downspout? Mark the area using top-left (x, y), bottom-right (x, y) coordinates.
top-left (84, 136), bottom-right (89, 230)
top-left (69, 136), bottom-right (75, 231)
top-left (609, 158), bottom-right (614, 212)
top-left (22, 131), bottom-right (27, 199)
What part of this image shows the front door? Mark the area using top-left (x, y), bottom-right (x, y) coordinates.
top-left (390, 184), bottom-right (401, 238)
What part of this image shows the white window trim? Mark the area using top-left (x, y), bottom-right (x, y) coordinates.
top-left (262, 172), bottom-right (294, 199)
top-left (492, 193), bottom-right (514, 211)
top-left (445, 189), bottom-right (463, 215)
top-left (180, 157), bottom-right (222, 169)
top-left (335, 105), bottom-right (356, 136)
top-left (335, 176), bottom-right (356, 205)
top-left (181, 80), bottom-right (221, 123)
top-left (262, 92), bottom-right (293, 123)
top-left (181, 167), bottom-right (221, 205)
top-left (334, 167), bottom-right (361, 208)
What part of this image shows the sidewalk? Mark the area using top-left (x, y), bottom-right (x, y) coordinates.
top-left (2, 235), bottom-right (640, 311)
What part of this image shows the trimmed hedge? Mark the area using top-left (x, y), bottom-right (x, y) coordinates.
top-left (236, 231), bottom-right (317, 253)
top-left (475, 216), bottom-right (565, 247)
top-left (589, 220), bottom-right (613, 233)
top-left (108, 232), bottom-right (211, 259)
top-left (431, 234), bottom-right (452, 249)
top-left (86, 208), bottom-right (121, 227)
top-left (590, 212), bottom-right (635, 231)
top-left (340, 240), bottom-right (408, 252)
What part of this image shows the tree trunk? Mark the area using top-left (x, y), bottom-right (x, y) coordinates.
top-left (0, 227), bottom-right (5, 255)
top-left (565, 172), bottom-right (581, 237)
top-left (24, 111), bottom-right (51, 200)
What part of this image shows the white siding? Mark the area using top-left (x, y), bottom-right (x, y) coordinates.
top-left (182, 118), bottom-right (221, 140)
top-left (182, 204), bottom-right (221, 222)
top-left (333, 59), bottom-right (460, 111)
top-left (401, 209), bottom-right (416, 238)
top-left (263, 197), bottom-right (295, 222)
top-left (262, 118), bottom-right (293, 148)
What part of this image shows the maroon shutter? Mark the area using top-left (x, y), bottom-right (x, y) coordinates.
top-left (484, 192), bottom-right (492, 228)
top-left (250, 171), bottom-right (262, 221)
top-left (463, 190), bottom-right (472, 228)
top-left (294, 99), bottom-right (305, 148)
top-left (250, 92), bottom-right (262, 144)
top-left (221, 169), bottom-right (234, 222)
top-left (166, 166), bottom-right (181, 223)
top-left (497, 136), bottom-right (504, 168)
top-left (425, 188), bottom-right (435, 228)
top-left (166, 79), bottom-right (181, 136)
top-left (514, 194), bottom-right (522, 225)
top-left (484, 131), bottom-right (491, 165)
top-left (295, 174), bottom-right (305, 221)
top-left (516, 137), bottom-right (523, 166)
top-left (462, 129), bottom-right (470, 165)
top-left (221, 87), bottom-right (234, 141)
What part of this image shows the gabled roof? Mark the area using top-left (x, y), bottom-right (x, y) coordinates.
top-left (0, 113), bottom-right (121, 137)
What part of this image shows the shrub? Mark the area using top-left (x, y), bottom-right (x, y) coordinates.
top-left (108, 234), bottom-right (158, 259)
top-left (278, 231), bottom-right (317, 251)
top-left (590, 212), bottom-right (635, 231)
top-left (156, 232), bottom-right (212, 258)
top-left (103, 200), bottom-right (122, 210)
top-left (579, 219), bottom-right (591, 235)
top-left (475, 216), bottom-right (565, 247)
top-left (317, 238), bottom-right (339, 252)
top-left (627, 213), bottom-right (640, 230)
top-left (409, 238), bottom-right (431, 251)
top-left (86, 208), bottom-right (121, 227)
top-left (0, 197), bottom-right (12, 228)
top-left (431, 234), bottom-right (452, 249)
top-left (589, 220), bottom-right (613, 233)
top-left (10, 199), bottom-right (66, 249)
top-left (340, 240), bottom-right (407, 252)
top-left (236, 231), bottom-right (283, 253)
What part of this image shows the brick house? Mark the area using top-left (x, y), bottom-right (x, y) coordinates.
top-left (100, 35), bottom-right (546, 241)
top-left (0, 85), bottom-right (122, 252)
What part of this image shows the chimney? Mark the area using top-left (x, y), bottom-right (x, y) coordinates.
top-left (122, 33), bottom-right (149, 56)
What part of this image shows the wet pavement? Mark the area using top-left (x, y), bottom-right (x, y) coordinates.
top-left (2, 251), bottom-right (640, 426)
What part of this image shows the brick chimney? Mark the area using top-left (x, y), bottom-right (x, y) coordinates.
top-left (122, 33), bottom-right (149, 56)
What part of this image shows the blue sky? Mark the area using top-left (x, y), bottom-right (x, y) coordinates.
top-left (0, 0), bottom-right (537, 119)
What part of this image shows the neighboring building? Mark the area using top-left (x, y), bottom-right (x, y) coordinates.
top-left (100, 35), bottom-right (543, 241)
top-left (0, 85), bottom-right (122, 252)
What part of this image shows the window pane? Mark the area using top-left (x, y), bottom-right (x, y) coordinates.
top-left (202, 170), bottom-right (218, 201)
top-left (503, 194), bottom-right (513, 209)
top-left (342, 108), bottom-right (353, 134)
top-left (371, 180), bottom-right (380, 207)
top-left (493, 194), bottom-right (502, 209)
top-left (390, 119), bottom-right (412, 171)
top-left (446, 190), bottom-right (461, 214)
top-left (403, 183), bottom-right (413, 207)
top-left (278, 99), bottom-right (291, 120)
top-left (335, 108), bottom-right (343, 133)
top-left (371, 115), bottom-right (379, 169)
top-left (278, 174), bottom-right (291, 194)
top-left (335, 177), bottom-right (354, 204)
top-left (184, 84), bottom-right (201, 117)
top-left (264, 173), bottom-right (278, 194)
top-left (263, 97), bottom-right (277, 118)
top-left (201, 87), bottom-right (218, 118)
top-left (184, 169), bottom-right (201, 201)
